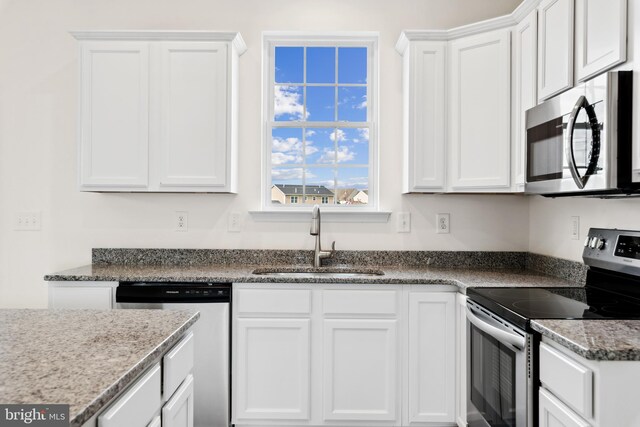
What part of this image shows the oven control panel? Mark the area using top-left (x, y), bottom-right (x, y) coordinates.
top-left (583, 228), bottom-right (640, 274)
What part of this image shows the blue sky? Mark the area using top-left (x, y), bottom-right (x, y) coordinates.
top-left (274, 47), bottom-right (367, 122)
top-left (271, 46), bottom-right (369, 198)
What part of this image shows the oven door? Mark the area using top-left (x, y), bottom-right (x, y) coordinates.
top-left (466, 301), bottom-right (532, 427)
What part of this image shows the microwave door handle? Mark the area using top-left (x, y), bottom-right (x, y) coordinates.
top-left (466, 305), bottom-right (526, 351)
top-left (565, 95), bottom-right (587, 189)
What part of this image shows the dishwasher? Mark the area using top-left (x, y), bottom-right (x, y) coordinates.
top-left (116, 282), bottom-right (231, 427)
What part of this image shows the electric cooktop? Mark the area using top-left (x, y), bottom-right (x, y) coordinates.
top-left (467, 228), bottom-right (640, 331)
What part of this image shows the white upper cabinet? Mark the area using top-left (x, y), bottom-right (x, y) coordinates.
top-left (574, 0), bottom-right (627, 82)
top-left (537, 0), bottom-right (574, 101)
top-left (448, 29), bottom-right (511, 191)
top-left (396, 37), bottom-right (447, 193)
top-left (79, 41), bottom-right (150, 189)
top-left (158, 42), bottom-right (230, 190)
top-left (74, 31), bottom-right (246, 193)
top-left (513, 11), bottom-right (538, 189)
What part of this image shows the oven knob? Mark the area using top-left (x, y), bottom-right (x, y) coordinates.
top-left (584, 237), bottom-right (591, 247)
top-left (589, 237), bottom-right (599, 248)
top-left (597, 238), bottom-right (606, 250)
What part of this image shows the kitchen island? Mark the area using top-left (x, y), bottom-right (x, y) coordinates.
top-left (0, 309), bottom-right (199, 426)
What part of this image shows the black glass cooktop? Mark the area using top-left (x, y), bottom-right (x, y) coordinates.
top-left (467, 286), bottom-right (640, 330)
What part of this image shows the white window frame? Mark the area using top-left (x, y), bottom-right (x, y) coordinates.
top-left (261, 32), bottom-right (380, 215)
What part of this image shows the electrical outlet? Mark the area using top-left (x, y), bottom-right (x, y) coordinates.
top-left (397, 212), bottom-right (411, 233)
top-left (176, 211), bottom-right (188, 232)
top-left (570, 216), bottom-right (580, 240)
top-left (14, 211), bottom-right (41, 231)
top-left (228, 212), bottom-right (242, 232)
top-left (436, 213), bottom-right (450, 234)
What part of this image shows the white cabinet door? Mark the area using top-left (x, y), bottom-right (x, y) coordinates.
top-left (406, 292), bottom-right (455, 424)
top-left (448, 29), bottom-right (511, 191)
top-left (234, 318), bottom-right (311, 421)
top-left (163, 374), bottom-right (195, 427)
top-left (99, 363), bottom-right (161, 427)
top-left (539, 388), bottom-right (591, 427)
top-left (401, 41), bottom-right (447, 192)
top-left (575, 0), bottom-right (627, 82)
top-left (513, 11), bottom-right (538, 189)
top-left (158, 42), bottom-right (229, 191)
top-left (79, 41), bottom-right (150, 190)
top-left (538, 0), bottom-right (574, 101)
top-left (323, 319), bottom-right (399, 422)
top-left (48, 285), bottom-right (114, 309)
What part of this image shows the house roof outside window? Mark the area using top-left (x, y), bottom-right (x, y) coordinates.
top-left (273, 184), bottom-right (334, 196)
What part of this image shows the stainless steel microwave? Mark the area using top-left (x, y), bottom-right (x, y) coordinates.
top-left (525, 71), bottom-right (637, 197)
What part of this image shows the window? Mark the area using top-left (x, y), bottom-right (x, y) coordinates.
top-left (290, 195), bottom-right (299, 203)
top-left (264, 33), bottom-right (378, 210)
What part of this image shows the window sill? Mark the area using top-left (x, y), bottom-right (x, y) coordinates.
top-left (249, 209), bottom-right (391, 223)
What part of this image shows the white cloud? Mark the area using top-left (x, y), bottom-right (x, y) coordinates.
top-left (356, 95), bottom-right (367, 110)
top-left (305, 130), bottom-right (316, 137)
top-left (272, 152), bottom-right (302, 165)
top-left (338, 176), bottom-right (368, 189)
top-left (318, 146), bottom-right (355, 164)
top-left (357, 128), bottom-right (369, 142)
top-left (274, 86), bottom-right (308, 120)
top-left (330, 129), bottom-right (346, 142)
top-left (272, 168), bottom-right (304, 180)
top-left (272, 137), bottom-right (302, 153)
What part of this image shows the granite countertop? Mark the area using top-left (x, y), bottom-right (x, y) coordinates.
top-left (532, 319), bottom-right (640, 361)
top-left (0, 309), bottom-right (199, 426)
top-left (44, 263), bottom-right (581, 290)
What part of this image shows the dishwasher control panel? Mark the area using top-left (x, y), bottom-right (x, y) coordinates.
top-left (116, 282), bottom-right (231, 303)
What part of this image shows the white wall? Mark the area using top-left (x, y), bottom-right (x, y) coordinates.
top-left (0, 0), bottom-right (524, 308)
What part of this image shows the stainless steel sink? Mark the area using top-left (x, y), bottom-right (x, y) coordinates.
top-left (252, 268), bottom-right (385, 278)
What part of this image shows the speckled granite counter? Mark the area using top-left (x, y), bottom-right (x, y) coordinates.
top-left (0, 309), bottom-right (199, 426)
top-left (532, 319), bottom-right (640, 361)
top-left (44, 263), bottom-right (582, 290)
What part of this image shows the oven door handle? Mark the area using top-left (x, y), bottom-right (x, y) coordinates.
top-left (466, 304), bottom-right (526, 351)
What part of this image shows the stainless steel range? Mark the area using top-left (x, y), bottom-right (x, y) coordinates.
top-left (465, 228), bottom-right (640, 427)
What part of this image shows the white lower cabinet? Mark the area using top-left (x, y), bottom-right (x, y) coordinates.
top-left (539, 389), bottom-right (590, 427)
top-left (88, 332), bottom-right (195, 427)
top-left (234, 318), bottom-right (311, 421)
top-left (162, 374), bottom-right (195, 427)
top-left (539, 340), bottom-right (640, 427)
top-left (405, 291), bottom-right (455, 424)
top-left (48, 281), bottom-right (117, 309)
top-left (323, 319), bottom-right (398, 422)
top-left (233, 283), bottom-right (458, 427)
top-left (98, 363), bottom-right (162, 427)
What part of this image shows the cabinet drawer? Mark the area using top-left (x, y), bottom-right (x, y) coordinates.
top-left (236, 289), bottom-right (311, 315)
top-left (539, 388), bottom-right (590, 427)
top-left (163, 332), bottom-right (194, 399)
top-left (49, 287), bottom-right (113, 309)
top-left (540, 343), bottom-right (593, 418)
top-left (323, 290), bottom-right (398, 315)
top-left (99, 363), bottom-right (161, 427)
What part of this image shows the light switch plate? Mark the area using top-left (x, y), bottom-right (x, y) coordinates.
top-left (570, 216), bottom-right (580, 240)
top-left (228, 212), bottom-right (242, 232)
top-left (397, 212), bottom-right (411, 233)
top-left (14, 211), bottom-right (41, 231)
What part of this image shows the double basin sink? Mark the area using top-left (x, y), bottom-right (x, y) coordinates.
top-left (252, 267), bottom-right (385, 279)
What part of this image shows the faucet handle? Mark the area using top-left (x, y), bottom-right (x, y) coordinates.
top-left (330, 241), bottom-right (336, 255)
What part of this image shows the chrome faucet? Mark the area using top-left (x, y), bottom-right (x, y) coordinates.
top-left (310, 205), bottom-right (335, 268)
